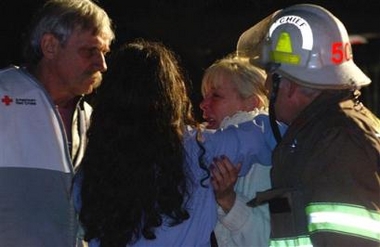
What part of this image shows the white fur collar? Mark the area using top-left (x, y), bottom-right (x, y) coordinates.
top-left (220, 108), bottom-right (268, 129)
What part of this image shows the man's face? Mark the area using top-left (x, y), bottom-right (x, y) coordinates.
top-left (49, 29), bottom-right (111, 98)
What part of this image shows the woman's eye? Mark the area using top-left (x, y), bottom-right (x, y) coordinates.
top-left (212, 93), bottom-right (221, 99)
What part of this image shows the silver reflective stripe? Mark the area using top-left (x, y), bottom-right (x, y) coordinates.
top-left (270, 236), bottom-right (312, 247)
top-left (307, 203), bottom-right (380, 242)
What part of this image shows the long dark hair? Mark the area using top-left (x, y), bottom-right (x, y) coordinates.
top-left (78, 39), bottom-right (198, 246)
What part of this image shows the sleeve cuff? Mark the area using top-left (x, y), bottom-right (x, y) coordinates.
top-left (217, 194), bottom-right (251, 231)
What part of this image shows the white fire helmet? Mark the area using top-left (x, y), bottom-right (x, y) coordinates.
top-left (237, 4), bottom-right (371, 89)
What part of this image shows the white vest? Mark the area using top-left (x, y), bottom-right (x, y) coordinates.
top-left (0, 66), bottom-right (91, 247)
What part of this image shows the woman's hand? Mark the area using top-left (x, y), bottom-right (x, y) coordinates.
top-left (210, 156), bottom-right (241, 213)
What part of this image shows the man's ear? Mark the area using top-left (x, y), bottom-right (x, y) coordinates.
top-left (286, 80), bottom-right (298, 98)
top-left (40, 33), bottom-right (59, 59)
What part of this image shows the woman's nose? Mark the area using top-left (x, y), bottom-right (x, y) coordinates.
top-left (199, 97), bottom-right (209, 111)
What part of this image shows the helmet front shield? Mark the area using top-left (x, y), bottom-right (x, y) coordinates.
top-left (236, 11), bottom-right (279, 69)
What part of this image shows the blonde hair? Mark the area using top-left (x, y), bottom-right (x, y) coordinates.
top-left (201, 55), bottom-right (269, 108)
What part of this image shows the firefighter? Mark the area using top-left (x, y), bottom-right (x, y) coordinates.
top-left (237, 3), bottom-right (380, 246)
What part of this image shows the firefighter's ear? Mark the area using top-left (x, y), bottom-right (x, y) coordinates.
top-left (286, 80), bottom-right (297, 98)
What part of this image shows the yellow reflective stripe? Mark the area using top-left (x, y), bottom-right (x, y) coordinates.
top-left (270, 236), bottom-right (312, 247)
top-left (306, 203), bottom-right (380, 242)
top-left (271, 51), bottom-right (301, 65)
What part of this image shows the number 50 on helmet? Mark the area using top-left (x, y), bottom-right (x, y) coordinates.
top-left (237, 4), bottom-right (371, 90)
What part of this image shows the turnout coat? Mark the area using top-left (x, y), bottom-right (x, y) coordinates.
top-left (263, 91), bottom-right (380, 246)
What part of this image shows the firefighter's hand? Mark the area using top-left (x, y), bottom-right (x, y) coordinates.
top-left (210, 155), bottom-right (241, 213)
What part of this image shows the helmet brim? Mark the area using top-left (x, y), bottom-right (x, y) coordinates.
top-left (278, 59), bottom-right (371, 89)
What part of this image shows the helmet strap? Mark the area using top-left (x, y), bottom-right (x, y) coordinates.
top-left (269, 73), bottom-right (283, 144)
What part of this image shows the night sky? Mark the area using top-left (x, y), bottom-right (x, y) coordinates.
top-left (1, 0), bottom-right (379, 116)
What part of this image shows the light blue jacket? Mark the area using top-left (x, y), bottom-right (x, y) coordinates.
top-left (74, 114), bottom-right (279, 247)
top-left (214, 110), bottom-right (286, 247)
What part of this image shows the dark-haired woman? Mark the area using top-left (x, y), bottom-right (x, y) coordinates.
top-left (73, 39), bottom-right (280, 247)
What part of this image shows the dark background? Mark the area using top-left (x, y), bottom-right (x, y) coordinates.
top-left (1, 0), bottom-right (379, 119)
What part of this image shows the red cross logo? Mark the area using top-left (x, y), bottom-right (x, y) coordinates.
top-left (1, 95), bottom-right (13, 106)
